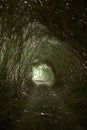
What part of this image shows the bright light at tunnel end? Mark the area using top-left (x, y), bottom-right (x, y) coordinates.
top-left (32, 64), bottom-right (54, 87)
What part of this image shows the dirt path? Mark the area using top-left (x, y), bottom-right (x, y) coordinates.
top-left (15, 86), bottom-right (82, 130)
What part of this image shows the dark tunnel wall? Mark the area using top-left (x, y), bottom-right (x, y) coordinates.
top-left (0, 0), bottom-right (87, 50)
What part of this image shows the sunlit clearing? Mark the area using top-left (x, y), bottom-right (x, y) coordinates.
top-left (32, 64), bottom-right (54, 87)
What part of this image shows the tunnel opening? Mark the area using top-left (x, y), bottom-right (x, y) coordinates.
top-left (31, 63), bottom-right (55, 87)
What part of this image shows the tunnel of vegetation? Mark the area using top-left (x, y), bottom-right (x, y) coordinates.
top-left (0, 0), bottom-right (87, 130)
top-left (0, 22), bottom-right (87, 129)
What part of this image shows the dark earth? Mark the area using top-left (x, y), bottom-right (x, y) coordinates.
top-left (14, 86), bottom-right (82, 130)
